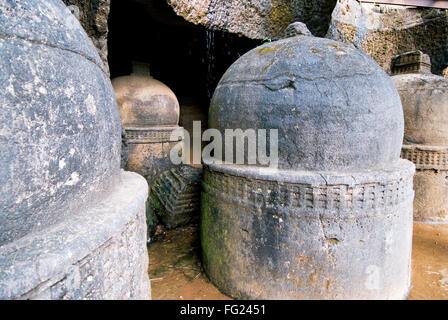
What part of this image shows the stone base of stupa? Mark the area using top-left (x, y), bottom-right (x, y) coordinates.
top-left (201, 160), bottom-right (415, 299)
top-left (0, 171), bottom-right (150, 300)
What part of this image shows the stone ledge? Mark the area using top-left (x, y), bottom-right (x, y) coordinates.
top-left (125, 126), bottom-right (182, 144)
top-left (205, 159), bottom-right (415, 185)
top-left (203, 160), bottom-right (415, 218)
top-left (401, 144), bottom-right (448, 170)
top-left (0, 170), bottom-right (150, 299)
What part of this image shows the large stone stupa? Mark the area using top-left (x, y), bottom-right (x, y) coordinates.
top-left (392, 51), bottom-right (448, 223)
top-left (202, 25), bottom-right (415, 299)
top-left (0, 0), bottom-right (150, 299)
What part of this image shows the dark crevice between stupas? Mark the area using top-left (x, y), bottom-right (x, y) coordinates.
top-left (107, 0), bottom-right (263, 239)
top-left (108, 0), bottom-right (262, 112)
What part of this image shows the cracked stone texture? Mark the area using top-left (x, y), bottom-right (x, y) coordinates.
top-left (327, 0), bottom-right (448, 75)
top-left (165, 0), bottom-right (337, 38)
top-left (209, 35), bottom-right (404, 172)
top-left (62, 0), bottom-right (110, 75)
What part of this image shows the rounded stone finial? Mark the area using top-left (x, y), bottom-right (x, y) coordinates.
top-left (278, 22), bottom-right (312, 39)
top-left (443, 67), bottom-right (448, 79)
top-left (112, 62), bottom-right (182, 185)
top-left (209, 35), bottom-right (404, 171)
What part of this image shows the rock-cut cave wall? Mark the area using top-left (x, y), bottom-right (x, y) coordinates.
top-left (62, 0), bottom-right (338, 72)
top-left (62, 0), bottom-right (111, 75)
top-left (63, 0), bottom-right (448, 77)
top-left (165, 0), bottom-right (337, 38)
top-left (328, 0), bottom-right (448, 75)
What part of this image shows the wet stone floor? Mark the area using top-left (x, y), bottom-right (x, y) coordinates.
top-left (148, 222), bottom-right (448, 300)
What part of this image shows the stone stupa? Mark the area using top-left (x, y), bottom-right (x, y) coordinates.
top-left (392, 51), bottom-right (448, 223)
top-left (201, 23), bottom-right (415, 300)
top-left (0, 0), bottom-right (150, 299)
top-left (112, 62), bottom-right (182, 184)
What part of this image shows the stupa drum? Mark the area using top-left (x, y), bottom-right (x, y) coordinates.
top-left (392, 51), bottom-right (448, 223)
top-left (202, 27), bottom-right (415, 299)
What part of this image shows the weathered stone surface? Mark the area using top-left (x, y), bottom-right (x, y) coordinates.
top-left (202, 162), bottom-right (415, 299)
top-left (401, 147), bottom-right (448, 223)
top-left (112, 63), bottom-right (182, 184)
top-left (62, 0), bottom-right (111, 74)
top-left (393, 65), bottom-right (448, 147)
top-left (209, 36), bottom-right (404, 172)
top-left (0, 172), bottom-right (151, 300)
top-left (0, 0), bottom-right (150, 300)
top-left (149, 165), bottom-right (202, 230)
top-left (0, 0), bottom-right (118, 245)
top-left (113, 71), bottom-right (180, 127)
top-left (165, 0), bottom-right (337, 38)
top-left (328, 0), bottom-right (448, 75)
top-left (392, 52), bottom-right (448, 223)
top-left (126, 136), bottom-right (181, 184)
top-left (274, 21), bottom-right (312, 40)
top-left (203, 34), bottom-right (414, 299)
top-left (443, 67), bottom-right (448, 79)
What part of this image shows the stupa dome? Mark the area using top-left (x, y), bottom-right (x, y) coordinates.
top-left (209, 35), bottom-right (404, 171)
top-left (112, 64), bottom-right (180, 128)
